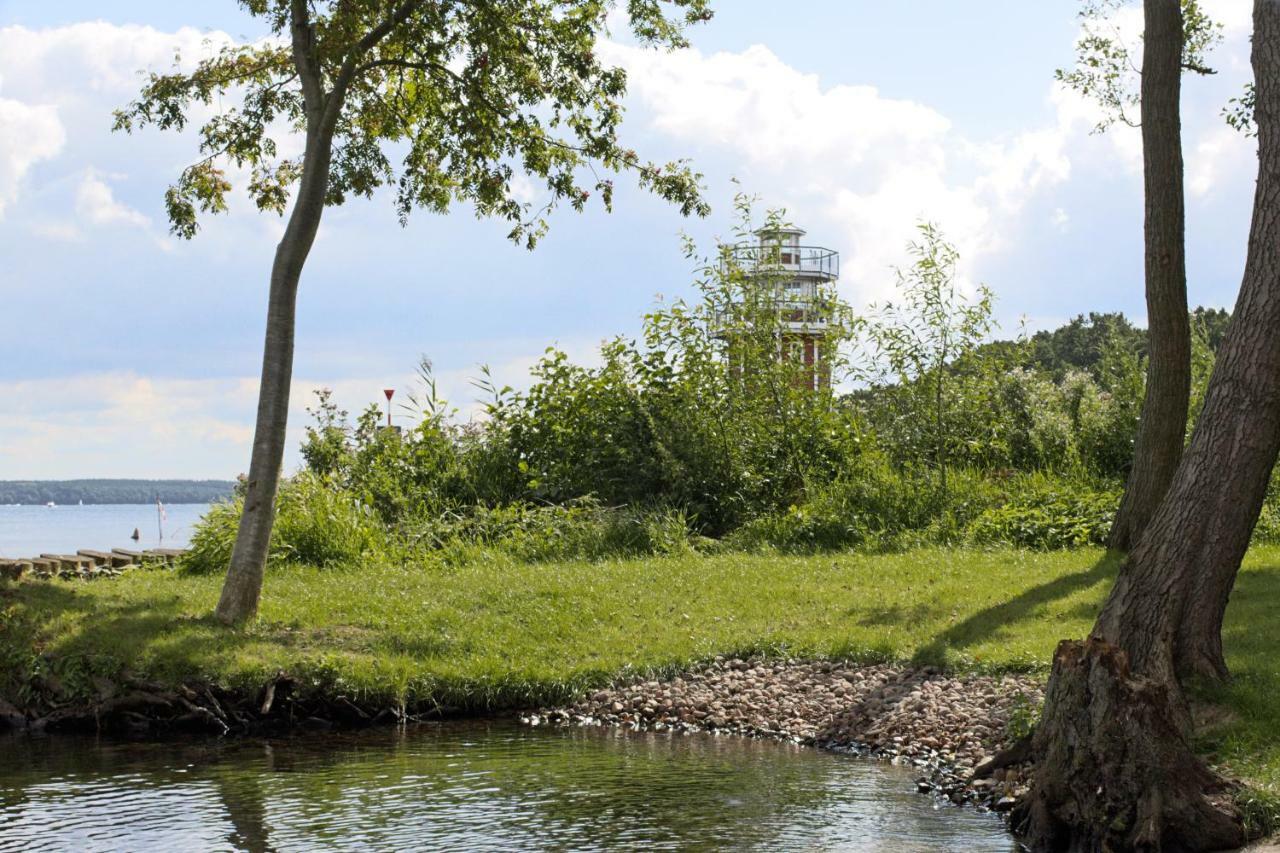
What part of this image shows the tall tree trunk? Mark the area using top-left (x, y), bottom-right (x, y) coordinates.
top-left (214, 133), bottom-right (333, 624)
top-left (1015, 2), bottom-right (1280, 847)
top-left (1109, 0), bottom-right (1192, 552)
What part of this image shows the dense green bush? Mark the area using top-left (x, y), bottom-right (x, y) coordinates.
top-left (728, 454), bottom-right (941, 552)
top-left (183, 474), bottom-right (385, 574)
top-left (260, 207), bottom-right (1234, 563)
top-left (968, 487), bottom-right (1120, 550)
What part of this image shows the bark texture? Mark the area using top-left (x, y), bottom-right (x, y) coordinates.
top-left (215, 7), bottom-right (339, 624)
top-left (1109, 0), bottom-right (1192, 552)
top-left (1015, 639), bottom-right (1243, 853)
top-left (1018, 2), bottom-right (1280, 848)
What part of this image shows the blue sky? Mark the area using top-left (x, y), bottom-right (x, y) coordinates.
top-left (0, 0), bottom-right (1258, 478)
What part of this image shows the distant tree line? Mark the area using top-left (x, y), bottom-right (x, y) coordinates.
top-left (0, 480), bottom-right (235, 506)
top-left (1022, 307), bottom-right (1230, 377)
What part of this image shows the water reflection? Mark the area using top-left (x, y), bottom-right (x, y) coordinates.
top-left (0, 722), bottom-right (1016, 851)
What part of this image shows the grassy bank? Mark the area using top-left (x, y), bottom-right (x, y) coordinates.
top-left (3, 546), bottom-right (1279, 796)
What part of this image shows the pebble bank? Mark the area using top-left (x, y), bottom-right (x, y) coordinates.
top-left (524, 657), bottom-right (1043, 813)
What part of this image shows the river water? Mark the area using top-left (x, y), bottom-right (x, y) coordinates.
top-left (0, 721), bottom-right (1015, 852)
top-left (0, 504), bottom-right (212, 557)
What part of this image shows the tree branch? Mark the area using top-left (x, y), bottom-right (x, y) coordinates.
top-left (1182, 60), bottom-right (1216, 76)
top-left (289, 0), bottom-right (325, 119)
top-left (318, 0), bottom-right (445, 145)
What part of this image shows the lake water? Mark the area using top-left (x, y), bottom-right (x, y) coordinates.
top-left (0, 504), bottom-right (213, 557)
top-left (0, 722), bottom-right (1017, 852)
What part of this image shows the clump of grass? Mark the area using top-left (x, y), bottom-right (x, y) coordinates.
top-left (402, 499), bottom-right (696, 566)
top-left (1236, 787), bottom-right (1280, 840)
top-left (182, 473), bottom-right (386, 575)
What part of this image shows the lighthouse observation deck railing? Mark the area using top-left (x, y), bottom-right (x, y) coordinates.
top-left (710, 297), bottom-right (846, 338)
top-left (723, 244), bottom-right (840, 279)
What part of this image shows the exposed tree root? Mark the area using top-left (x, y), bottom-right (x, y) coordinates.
top-left (0, 672), bottom-right (458, 739)
top-left (1014, 638), bottom-right (1246, 853)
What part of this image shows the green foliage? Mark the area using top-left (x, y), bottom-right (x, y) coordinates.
top-left (285, 207), bottom-right (1239, 559)
top-left (183, 474), bottom-right (385, 574)
top-left (300, 197), bottom-right (864, 538)
top-left (182, 500), bottom-right (241, 575)
top-left (727, 454), bottom-right (940, 553)
top-left (969, 487), bottom-right (1120, 550)
top-left (1027, 312), bottom-right (1146, 378)
top-left (1006, 690), bottom-right (1041, 743)
top-left (1055, 0), bottom-right (1223, 132)
top-left (403, 499), bottom-right (694, 565)
top-left (113, 0), bottom-right (711, 245)
top-left (287, 207), bottom-right (1178, 557)
top-left (861, 223), bottom-right (995, 499)
top-left (1225, 83), bottom-right (1257, 137)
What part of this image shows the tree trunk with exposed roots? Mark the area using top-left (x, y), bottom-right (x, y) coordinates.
top-left (1017, 1), bottom-right (1280, 848)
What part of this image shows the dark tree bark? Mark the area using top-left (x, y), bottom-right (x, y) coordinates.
top-left (1109, 0), bottom-right (1192, 552)
top-left (215, 5), bottom-right (341, 624)
top-left (1016, 2), bottom-right (1280, 848)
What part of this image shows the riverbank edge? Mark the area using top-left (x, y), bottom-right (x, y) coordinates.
top-left (0, 670), bottom-right (478, 739)
top-left (2, 655), bottom-right (1274, 845)
top-left (0, 655), bottom-right (1044, 814)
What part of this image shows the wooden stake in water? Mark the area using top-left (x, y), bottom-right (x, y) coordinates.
top-left (155, 496), bottom-right (166, 544)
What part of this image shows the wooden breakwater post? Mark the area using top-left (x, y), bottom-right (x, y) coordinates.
top-left (0, 548), bottom-right (188, 581)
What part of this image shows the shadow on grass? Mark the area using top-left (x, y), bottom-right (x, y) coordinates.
top-left (855, 602), bottom-right (946, 628)
top-left (3, 580), bottom-right (276, 697)
top-left (910, 550), bottom-right (1122, 667)
top-left (1218, 555), bottom-right (1280, 679)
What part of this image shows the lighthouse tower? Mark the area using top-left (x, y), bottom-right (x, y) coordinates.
top-left (725, 224), bottom-right (841, 390)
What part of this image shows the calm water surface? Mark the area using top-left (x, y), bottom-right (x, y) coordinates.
top-left (0, 722), bottom-right (1016, 852)
top-left (0, 504), bottom-right (212, 556)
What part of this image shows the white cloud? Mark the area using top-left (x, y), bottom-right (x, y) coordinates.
top-left (0, 335), bottom-right (603, 478)
top-left (0, 373), bottom-right (258, 479)
top-left (1189, 125), bottom-right (1256, 198)
top-left (0, 96), bottom-right (64, 216)
top-left (75, 171), bottom-right (150, 228)
top-left (601, 41), bottom-right (1090, 303)
top-left (0, 23), bottom-right (293, 246)
top-left (0, 23), bottom-right (241, 99)
top-left (1202, 0), bottom-right (1253, 36)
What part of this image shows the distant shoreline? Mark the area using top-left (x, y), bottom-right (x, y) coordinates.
top-left (0, 480), bottom-right (235, 506)
top-left (2, 502), bottom-right (220, 506)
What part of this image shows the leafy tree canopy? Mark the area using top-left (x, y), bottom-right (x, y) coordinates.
top-left (112, 0), bottom-right (712, 245)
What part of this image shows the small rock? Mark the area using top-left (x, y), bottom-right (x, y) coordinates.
top-left (994, 797), bottom-right (1018, 813)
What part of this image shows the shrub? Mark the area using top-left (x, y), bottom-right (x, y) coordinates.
top-left (968, 487), bottom-right (1119, 550)
top-left (182, 500), bottom-right (241, 575)
top-left (402, 499), bottom-right (694, 565)
top-left (181, 474), bottom-right (385, 574)
top-left (728, 455), bottom-right (943, 552)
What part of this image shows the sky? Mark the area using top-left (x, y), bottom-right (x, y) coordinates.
top-left (0, 0), bottom-right (1259, 480)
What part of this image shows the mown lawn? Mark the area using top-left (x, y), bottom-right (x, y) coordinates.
top-left (3, 545), bottom-right (1278, 798)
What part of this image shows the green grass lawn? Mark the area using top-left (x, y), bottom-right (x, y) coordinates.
top-left (3, 545), bottom-right (1279, 799)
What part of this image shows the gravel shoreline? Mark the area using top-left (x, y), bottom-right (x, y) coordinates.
top-left (523, 657), bottom-right (1043, 814)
